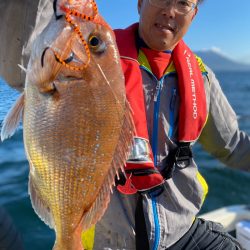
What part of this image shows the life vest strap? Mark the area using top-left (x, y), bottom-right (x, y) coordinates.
top-left (115, 168), bottom-right (163, 194)
top-left (161, 142), bottom-right (193, 180)
top-left (126, 168), bottom-right (159, 176)
top-left (116, 143), bottom-right (193, 193)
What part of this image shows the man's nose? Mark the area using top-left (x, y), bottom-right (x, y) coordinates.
top-left (160, 4), bottom-right (176, 18)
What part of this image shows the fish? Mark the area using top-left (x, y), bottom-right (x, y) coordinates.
top-left (1, 0), bottom-right (135, 249)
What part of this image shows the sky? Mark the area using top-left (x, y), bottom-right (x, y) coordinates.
top-left (96, 0), bottom-right (250, 63)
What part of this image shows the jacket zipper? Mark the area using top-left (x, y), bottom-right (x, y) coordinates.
top-left (168, 87), bottom-right (177, 138)
top-left (152, 77), bottom-right (166, 250)
top-left (152, 78), bottom-right (164, 166)
top-left (151, 194), bottom-right (160, 250)
top-left (140, 65), bottom-right (166, 250)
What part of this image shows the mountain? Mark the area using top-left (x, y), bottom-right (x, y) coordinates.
top-left (194, 49), bottom-right (250, 72)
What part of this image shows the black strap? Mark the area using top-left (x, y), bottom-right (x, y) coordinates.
top-left (161, 142), bottom-right (192, 179)
top-left (135, 194), bottom-right (150, 250)
top-left (126, 168), bottom-right (160, 176)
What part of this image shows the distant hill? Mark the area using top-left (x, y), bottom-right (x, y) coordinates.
top-left (194, 50), bottom-right (250, 72)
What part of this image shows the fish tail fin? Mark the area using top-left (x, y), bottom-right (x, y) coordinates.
top-left (53, 226), bottom-right (84, 250)
top-left (53, 243), bottom-right (83, 250)
top-left (1, 92), bottom-right (25, 141)
top-left (81, 99), bottom-right (135, 230)
top-left (52, 242), bottom-right (67, 250)
top-left (52, 242), bottom-right (68, 250)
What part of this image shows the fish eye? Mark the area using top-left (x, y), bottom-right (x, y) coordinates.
top-left (89, 36), bottom-right (100, 47)
top-left (88, 35), bottom-right (106, 53)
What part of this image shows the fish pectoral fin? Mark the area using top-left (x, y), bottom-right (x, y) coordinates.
top-left (1, 92), bottom-right (25, 141)
top-left (29, 174), bottom-right (55, 229)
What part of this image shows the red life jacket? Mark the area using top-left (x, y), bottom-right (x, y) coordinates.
top-left (114, 23), bottom-right (207, 193)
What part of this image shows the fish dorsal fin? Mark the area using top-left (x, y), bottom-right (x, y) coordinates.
top-left (1, 93), bottom-right (25, 141)
top-left (29, 174), bottom-right (55, 229)
top-left (81, 100), bottom-right (135, 231)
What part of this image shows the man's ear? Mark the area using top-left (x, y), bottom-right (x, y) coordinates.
top-left (138, 0), bottom-right (143, 15)
top-left (191, 7), bottom-right (198, 20)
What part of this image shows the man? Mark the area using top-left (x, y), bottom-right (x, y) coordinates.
top-left (89, 0), bottom-right (249, 249)
top-left (1, 0), bottom-right (248, 249)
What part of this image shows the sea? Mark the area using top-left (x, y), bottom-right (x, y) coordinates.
top-left (1, 72), bottom-right (250, 250)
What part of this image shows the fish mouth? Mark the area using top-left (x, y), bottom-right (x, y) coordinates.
top-left (50, 75), bottom-right (83, 93)
top-left (56, 75), bottom-right (83, 82)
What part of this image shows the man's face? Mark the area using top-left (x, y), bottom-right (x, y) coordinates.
top-left (138, 0), bottom-right (198, 51)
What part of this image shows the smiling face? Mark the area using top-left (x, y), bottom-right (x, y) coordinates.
top-left (138, 0), bottom-right (198, 51)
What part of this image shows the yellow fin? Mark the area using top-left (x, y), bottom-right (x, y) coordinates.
top-left (29, 174), bottom-right (55, 229)
top-left (1, 93), bottom-right (24, 141)
top-left (81, 225), bottom-right (95, 250)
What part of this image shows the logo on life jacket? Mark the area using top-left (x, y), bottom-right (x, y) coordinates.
top-left (184, 50), bottom-right (198, 120)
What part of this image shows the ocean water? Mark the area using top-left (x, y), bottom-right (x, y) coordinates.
top-left (1, 72), bottom-right (250, 250)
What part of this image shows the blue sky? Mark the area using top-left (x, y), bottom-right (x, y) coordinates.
top-left (96, 0), bottom-right (250, 63)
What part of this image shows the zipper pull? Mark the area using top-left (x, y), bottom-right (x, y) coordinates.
top-left (170, 88), bottom-right (177, 110)
top-left (154, 80), bottom-right (163, 102)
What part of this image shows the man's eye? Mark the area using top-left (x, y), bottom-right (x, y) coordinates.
top-left (177, 0), bottom-right (190, 7)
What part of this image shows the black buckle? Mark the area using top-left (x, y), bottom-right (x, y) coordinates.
top-left (160, 143), bottom-right (193, 179)
top-left (175, 143), bottom-right (192, 166)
